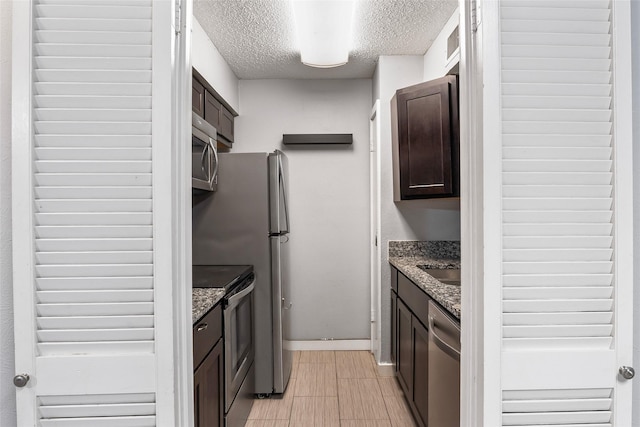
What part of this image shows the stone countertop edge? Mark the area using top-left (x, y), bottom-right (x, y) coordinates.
top-left (389, 256), bottom-right (461, 320)
top-left (192, 288), bottom-right (226, 324)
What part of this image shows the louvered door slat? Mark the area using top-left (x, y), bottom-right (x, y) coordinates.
top-left (35, 17), bottom-right (152, 31)
top-left (36, 44), bottom-right (152, 57)
top-left (35, 225), bottom-right (153, 238)
top-left (502, 32), bottom-right (611, 46)
top-left (40, 402), bottom-right (156, 418)
top-left (37, 290), bottom-right (153, 303)
top-left (35, 109), bottom-right (152, 121)
top-left (35, 174), bottom-right (152, 186)
top-left (36, 277), bottom-right (154, 290)
top-left (35, 82), bottom-right (152, 95)
top-left (35, 148), bottom-right (151, 160)
top-left (35, 30), bottom-right (152, 44)
top-left (35, 161), bottom-right (152, 173)
top-left (35, 212), bottom-right (153, 225)
top-left (38, 316), bottom-right (154, 329)
top-left (503, 172), bottom-right (612, 184)
top-left (35, 95), bottom-right (152, 108)
top-left (35, 135), bottom-right (152, 146)
top-left (36, 238), bottom-right (153, 251)
top-left (504, 312), bottom-right (613, 326)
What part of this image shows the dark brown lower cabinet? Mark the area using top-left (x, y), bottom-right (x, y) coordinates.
top-left (412, 317), bottom-right (429, 427)
top-left (391, 266), bottom-right (459, 427)
top-left (390, 290), bottom-right (397, 370)
top-left (194, 339), bottom-right (224, 427)
top-left (194, 304), bottom-right (224, 427)
top-left (396, 298), bottom-right (413, 399)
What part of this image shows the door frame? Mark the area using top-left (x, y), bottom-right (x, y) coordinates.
top-left (369, 100), bottom-right (382, 360)
top-left (172, 0), bottom-right (195, 425)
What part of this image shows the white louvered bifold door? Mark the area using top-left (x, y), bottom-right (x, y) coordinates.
top-left (494, 0), bottom-right (634, 425)
top-left (12, 0), bottom-right (176, 425)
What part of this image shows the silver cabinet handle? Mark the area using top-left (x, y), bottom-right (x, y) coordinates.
top-left (13, 374), bottom-right (30, 388)
top-left (619, 366), bottom-right (635, 380)
top-left (196, 323), bottom-right (208, 332)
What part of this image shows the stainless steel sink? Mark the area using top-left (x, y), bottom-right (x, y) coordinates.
top-left (416, 266), bottom-right (461, 286)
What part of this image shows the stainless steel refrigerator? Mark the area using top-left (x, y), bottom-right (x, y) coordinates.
top-left (192, 150), bottom-right (293, 395)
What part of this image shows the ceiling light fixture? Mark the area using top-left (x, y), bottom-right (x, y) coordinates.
top-left (291, 0), bottom-right (356, 68)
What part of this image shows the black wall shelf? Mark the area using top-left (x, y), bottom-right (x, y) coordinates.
top-left (283, 134), bottom-right (353, 145)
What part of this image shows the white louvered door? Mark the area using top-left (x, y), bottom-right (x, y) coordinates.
top-left (490, 0), bottom-right (634, 425)
top-left (12, 0), bottom-right (177, 425)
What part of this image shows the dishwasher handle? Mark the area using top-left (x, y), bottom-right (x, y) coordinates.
top-left (428, 315), bottom-right (461, 360)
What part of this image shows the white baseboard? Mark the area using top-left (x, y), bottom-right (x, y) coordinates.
top-left (289, 340), bottom-right (371, 351)
top-left (376, 362), bottom-right (395, 377)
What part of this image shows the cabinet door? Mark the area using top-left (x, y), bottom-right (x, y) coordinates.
top-left (396, 298), bottom-right (413, 398)
top-left (194, 340), bottom-right (224, 427)
top-left (391, 291), bottom-right (397, 369)
top-left (218, 105), bottom-right (234, 143)
top-left (412, 317), bottom-right (429, 427)
top-left (193, 77), bottom-right (205, 116)
top-left (204, 89), bottom-right (222, 129)
top-left (395, 75), bottom-right (458, 199)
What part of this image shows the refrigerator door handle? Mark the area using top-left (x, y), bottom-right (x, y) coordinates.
top-left (278, 158), bottom-right (290, 234)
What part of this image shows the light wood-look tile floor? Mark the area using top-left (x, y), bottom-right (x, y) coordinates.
top-left (247, 351), bottom-right (417, 427)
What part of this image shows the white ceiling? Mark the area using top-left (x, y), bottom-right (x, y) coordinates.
top-left (193, 0), bottom-right (458, 79)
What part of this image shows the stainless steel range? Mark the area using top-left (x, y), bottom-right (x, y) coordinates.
top-left (193, 265), bottom-right (255, 427)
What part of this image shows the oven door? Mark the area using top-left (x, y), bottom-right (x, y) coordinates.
top-left (224, 278), bottom-right (255, 412)
top-left (192, 125), bottom-right (218, 191)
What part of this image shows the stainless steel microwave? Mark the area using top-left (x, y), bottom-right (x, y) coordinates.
top-left (192, 113), bottom-right (218, 191)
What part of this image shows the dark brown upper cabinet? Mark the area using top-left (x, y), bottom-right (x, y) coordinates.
top-left (192, 77), bottom-right (205, 118)
top-left (391, 75), bottom-right (459, 200)
top-left (193, 70), bottom-right (236, 147)
top-left (204, 89), bottom-right (222, 130)
top-left (218, 104), bottom-right (234, 143)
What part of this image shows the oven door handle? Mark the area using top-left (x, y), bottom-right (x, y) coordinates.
top-left (226, 280), bottom-right (255, 311)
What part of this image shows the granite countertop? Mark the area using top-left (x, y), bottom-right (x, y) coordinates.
top-left (388, 241), bottom-right (461, 320)
top-left (192, 288), bottom-right (226, 324)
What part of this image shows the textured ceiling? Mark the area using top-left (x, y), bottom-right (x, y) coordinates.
top-left (193, 0), bottom-right (458, 79)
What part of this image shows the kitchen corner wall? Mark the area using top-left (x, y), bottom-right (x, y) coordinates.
top-left (235, 79), bottom-right (372, 342)
top-left (373, 54), bottom-right (461, 361)
top-left (423, 8), bottom-right (460, 81)
top-left (192, 17), bottom-right (239, 112)
top-left (0, 1), bottom-right (16, 426)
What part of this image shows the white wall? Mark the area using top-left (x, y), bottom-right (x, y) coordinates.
top-left (192, 17), bottom-right (239, 112)
top-left (0, 1), bottom-right (15, 426)
top-left (423, 8), bottom-right (460, 81)
top-left (632, 0), bottom-right (639, 423)
top-left (234, 79), bottom-right (372, 341)
top-left (374, 55), bottom-right (462, 362)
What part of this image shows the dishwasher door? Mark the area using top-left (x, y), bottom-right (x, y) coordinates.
top-left (427, 300), bottom-right (460, 427)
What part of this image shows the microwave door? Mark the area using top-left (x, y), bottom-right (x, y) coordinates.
top-left (192, 126), bottom-right (214, 191)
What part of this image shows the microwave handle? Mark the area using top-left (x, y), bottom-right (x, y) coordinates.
top-left (200, 142), bottom-right (209, 178)
top-left (209, 137), bottom-right (218, 185)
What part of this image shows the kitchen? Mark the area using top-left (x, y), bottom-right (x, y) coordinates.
top-left (3, 0), bottom-right (636, 426)
top-left (189, 1), bottom-right (461, 425)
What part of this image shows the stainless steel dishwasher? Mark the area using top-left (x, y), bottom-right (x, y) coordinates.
top-left (428, 300), bottom-right (460, 427)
